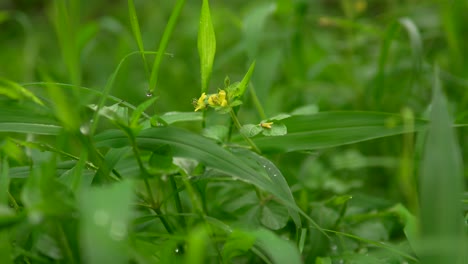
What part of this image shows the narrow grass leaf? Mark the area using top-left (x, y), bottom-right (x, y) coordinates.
top-left (127, 0), bottom-right (149, 77)
top-left (198, 0), bottom-right (216, 93)
top-left (0, 104), bottom-right (61, 135)
top-left (253, 112), bottom-right (427, 153)
top-left (418, 70), bottom-right (465, 264)
top-left (235, 60), bottom-right (255, 98)
top-left (0, 78), bottom-right (44, 105)
top-left (148, 0), bottom-right (185, 93)
top-left (53, 0), bottom-right (81, 85)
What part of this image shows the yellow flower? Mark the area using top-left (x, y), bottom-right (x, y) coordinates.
top-left (194, 93), bottom-right (207, 111)
top-left (207, 90), bottom-right (228, 107)
top-left (260, 122), bottom-right (273, 129)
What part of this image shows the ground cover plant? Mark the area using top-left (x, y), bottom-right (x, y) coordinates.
top-left (0, 0), bottom-right (467, 263)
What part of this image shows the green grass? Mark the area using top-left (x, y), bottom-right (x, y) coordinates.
top-left (0, 0), bottom-right (467, 263)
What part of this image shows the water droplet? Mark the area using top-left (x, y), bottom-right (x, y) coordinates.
top-left (93, 210), bottom-right (109, 226)
top-left (338, 259), bottom-right (344, 264)
top-left (262, 165), bottom-right (267, 168)
top-left (109, 221), bottom-right (127, 241)
top-left (146, 91), bottom-right (153, 97)
top-left (28, 211), bottom-right (43, 225)
top-left (273, 174), bottom-right (277, 177)
top-left (80, 123), bottom-right (90, 135)
top-left (330, 244), bottom-right (338, 252)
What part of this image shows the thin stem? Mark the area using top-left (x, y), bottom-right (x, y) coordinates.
top-left (8, 191), bottom-right (20, 211)
top-left (57, 222), bottom-right (75, 264)
top-left (169, 174), bottom-right (186, 231)
top-left (249, 84), bottom-right (266, 120)
top-left (130, 137), bottom-right (174, 234)
top-left (229, 109), bottom-right (261, 153)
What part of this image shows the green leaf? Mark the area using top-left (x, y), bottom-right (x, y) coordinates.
top-left (253, 112), bottom-right (427, 153)
top-left (232, 149), bottom-right (301, 228)
top-left (148, 0), bottom-right (185, 93)
top-left (198, 0), bottom-right (216, 93)
top-left (262, 123), bottom-right (287, 136)
top-left (222, 230), bottom-right (256, 261)
top-left (418, 69), bottom-right (465, 264)
top-left (130, 96), bottom-right (158, 127)
top-left (0, 103), bottom-right (61, 135)
top-left (260, 199), bottom-right (289, 230)
top-left (127, 0), bottom-right (149, 78)
top-left (148, 144), bottom-right (173, 170)
top-left (79, 180), bottom-right (134, 264)
top-left (240, 124), bottom-right (263, 137)
top-left (160, 111), bottom-right (202, 124)
top-left (235, 60), bottom-right (256, 98)
top-left (252, 228), bottom-right (302, 264)
top-left (0, 78), bottom-right (44, 105)
top-left (95, 127), bottom-right (304, 229)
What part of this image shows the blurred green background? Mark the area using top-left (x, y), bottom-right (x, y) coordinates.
top-left (1, 0), bottom-right (467, 263)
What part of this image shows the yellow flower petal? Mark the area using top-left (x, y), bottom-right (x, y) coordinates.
top-left (260, 122), bottom-right (273, 129)
top-left (194, 93), bottom-right (207, 111)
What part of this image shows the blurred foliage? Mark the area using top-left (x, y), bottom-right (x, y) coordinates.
top-left (0, 0), bottom-right (467, 263)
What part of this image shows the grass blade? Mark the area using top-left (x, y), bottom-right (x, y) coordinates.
top-left (418, 68), bottom-right (465, 263)
top-left (148, 0), bottom-right (185, 94)
top-left (0, 104), bottom-right (61, 135)
top-left (127, 0), bottom-right (150, 78)
top-left (198, 0), bottom-right (216, 93)
top-left (253, 112), bottom-right (427, 153)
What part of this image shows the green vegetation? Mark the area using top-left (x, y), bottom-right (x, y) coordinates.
top-left (0, 0), bottom-right (467, 263)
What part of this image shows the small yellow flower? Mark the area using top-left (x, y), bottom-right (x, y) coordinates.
top-left (194, 93), bottom-right (207, 111)
top-left (207, 90), bottom-right (228, 107)
top-left (260, 122), bottom-right (273, 129)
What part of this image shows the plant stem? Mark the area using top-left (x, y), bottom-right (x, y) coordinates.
top-left (249, 84), bottom-right (266, 120)
top-left (130, 137), bottom-right (174, 234)
top-left (169, 174), bottom-right (186, 231)
top-left (229, 109), bottom-right (261, 153)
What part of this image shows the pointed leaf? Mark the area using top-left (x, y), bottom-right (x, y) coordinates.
top-left (198, 0), bottom-right (216, 93)
top-left (253, 112), bottom-right (427, 153)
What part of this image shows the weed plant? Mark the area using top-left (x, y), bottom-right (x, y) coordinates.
top-left (0, 0), bottom-right (467, 263)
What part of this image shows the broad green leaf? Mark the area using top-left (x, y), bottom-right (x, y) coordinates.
top-left (94, 127), bottom-right (303, 229)
top-left (0, 104), bottom-right (61, 135)
top-left (240, 124), bottom-right (263, 137)
top-left (262, 122), bottom-right (287, 136)
top-left (253, 112), bottom-right (427, 153)
top-left (79, 180), bottom-right (134, 264)
top-left (260, 199), bottom-right (289, 230)
top-left (252, 228), bottom-right (302, 264)
top-left (418, 71), bottom-right (465, 264)
top-left (198, 0), bottom-right (216, 93)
